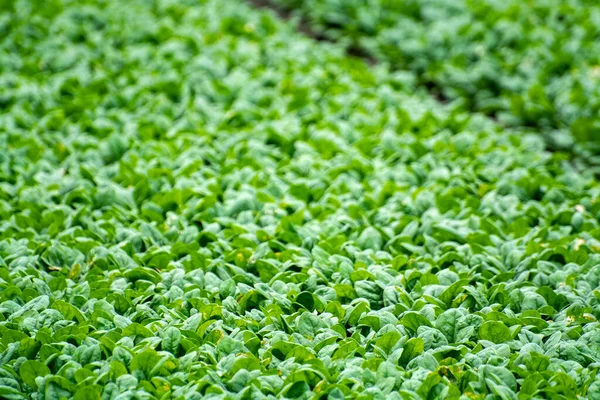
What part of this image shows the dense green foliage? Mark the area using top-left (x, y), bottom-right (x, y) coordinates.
top-left (275, 0), bottom-right (600, 152)
top-left (2, 0), bottom-right (600, 399)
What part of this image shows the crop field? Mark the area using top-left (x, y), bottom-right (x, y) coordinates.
top-left (274, 0), bottom-right (600, 154)
top-left (1, 0), bottom-right (600, 399)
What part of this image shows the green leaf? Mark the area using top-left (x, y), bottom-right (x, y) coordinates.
top-left (375, 330), bottom-right (402, 356)
top-left (478, 321), bottom-right (511, 344)
top-left (44, 377), bottom-right (72, 400)
top-left (130, 349), bottom-right (162, 379)
top-left (400, 312), bottom-right (433, 333)
top-left (73, 385), bottom-right (103, 400)
top-left (294, 292), bottom-right (315, 311)
top-left (297, 312), bottom-right (325, 338)
top-left (439, 279), bottom-right (469, 308)
top-left (399, 337), bottom-right (424, 367)
top-left (122, 323), bottom-right (153, 339)
top-left (19, 360), bottom-right (50, 389)
top-left (162, 327), bottom-right (181, 355)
